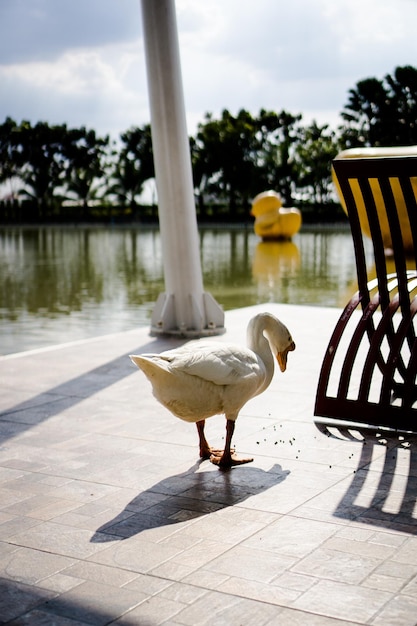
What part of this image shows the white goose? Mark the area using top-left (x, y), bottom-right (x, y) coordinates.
top-left (130, 312), bottom-right (295, 469)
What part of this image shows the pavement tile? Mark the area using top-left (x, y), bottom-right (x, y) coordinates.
top-left (389, 536), bottom-right (417, 565)
top-left (0, 578), bottom-right (56, 624)
top-left (1, 494), bottom-right (82, 520)
top-left (291, 546), bottom-right (384, 584)
top-left (374, 558), bottom-right (417, 581)
top-left (242, 514), bottom-right (340, 558)
top-left (122, 572), bottom-right (173, 595)
top-left (112, 593), bottom-right (185, 625)
top-left (271, 570), bottom-right (316, 593)
top-left (62, 561), bottom-right (139, 587)
top-left (202, 544), bottom-right (297, 583)
top-left (180, 568), bottom-right (230, 590)
top-left (1, 304), bottom-right (417, 624)
top-left (158, 581), bottom-right (209, 605)
top-left (362, 572), bottom-right (406, 594)
top-left (157, 588), bottom-right (285, 626)
top-left (0, 515), bottom-right (43, 540)
top-left (36, 572), bottom-right (85, 594)
top-left (292, 578), bottom-right (392, 622)
top-left (370, 594), bottom-right (417, 626)
top-left (8, 521), bottom-right (113, 559)
top-left (264, 608), bottom-right (361, 625)
top-left (219, 575), bottom-right (301, 605)
top-left (167, 538), bottom-right (236, 570)
top-left (8, 608), bottom-right (91, 625)
top-left (148, 560), bottom-right (197, 582)
top-left (0, 467), bottom-right (27, 483)
top-left (323, 535), bottom-right (398, 559)
top-left (88, 534), bottom-right (186, 573)
top-left (0, 546), bottom-right (75, 585)
top-left (401, 572), bottom-right (417, 595)
top-left (38, 580), bottom-right (147, 625)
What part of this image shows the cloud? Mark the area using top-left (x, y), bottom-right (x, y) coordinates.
top-left (0, 0), bottom-right (141, 64)
top-left (0, 43), bottom-right (149, 138)
top-left (176, 0), bottom-right (417, 120)
top-left (0, 0), bottom-right (416, 138)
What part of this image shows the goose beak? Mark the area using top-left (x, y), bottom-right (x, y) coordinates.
top-left (276, 341), bottom-right (296, 372)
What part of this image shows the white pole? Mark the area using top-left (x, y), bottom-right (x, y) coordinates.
top-left (140, 0), bottom-right (225, 337)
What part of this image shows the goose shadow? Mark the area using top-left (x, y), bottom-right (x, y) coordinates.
top-left (91, 461), bottom-right (290, 543)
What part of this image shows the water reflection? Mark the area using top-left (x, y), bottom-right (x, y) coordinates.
top-left (252, 241), bottom-right (301, 305)
top-left (0, 225), bottom-right (360, 355)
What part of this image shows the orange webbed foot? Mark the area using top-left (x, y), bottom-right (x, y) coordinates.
top-left (210, 452), bottom-right (254, 470)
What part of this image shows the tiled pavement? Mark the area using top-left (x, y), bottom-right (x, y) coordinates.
top-left (1, 302), bottom-right (417, 625)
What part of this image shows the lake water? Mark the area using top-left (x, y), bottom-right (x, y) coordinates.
top-left (0, 224), bottom-right (364, 355)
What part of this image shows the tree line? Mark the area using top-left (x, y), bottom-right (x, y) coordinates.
top-left (1, 65), bottom-right (416, 224)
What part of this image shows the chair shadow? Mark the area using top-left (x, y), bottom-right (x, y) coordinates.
top-left (333, 434), bottom-right (417, 534)
top-left (91, 461), bottom-right (290, 543)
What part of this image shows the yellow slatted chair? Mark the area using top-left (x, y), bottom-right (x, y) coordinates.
top-left (314, 155), bottom-right (417, 441)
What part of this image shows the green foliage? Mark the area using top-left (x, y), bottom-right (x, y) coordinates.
top-left (63, 127), bottom-right (110, 215)
top-left (192, 109), bottom-right (261, 215)
top-left (0, 117), bottom-right (23, 190)
top-left (256, 109), bottom-right (303, 204)
top-left (340, 65), bottom-right (417, 147)
top-left (294, 122), bottom-right (340, 204)
top-left (1, 64), bottom-right (416, 223)
top-left (108, 125), bottom-right (154, 212)
top-left (25, 123), bottom-right (73, 219)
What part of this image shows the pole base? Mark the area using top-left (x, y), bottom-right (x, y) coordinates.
top-left (150, 292), bottom-right (226, 337)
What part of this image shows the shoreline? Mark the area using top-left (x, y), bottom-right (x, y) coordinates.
top-left (0, 220), bottom-right (350, 232)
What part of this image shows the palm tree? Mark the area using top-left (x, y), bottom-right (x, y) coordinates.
top-left (62, 127), bottom-right (109, 217)
top-left (109, 125), bottom-right (154, 215)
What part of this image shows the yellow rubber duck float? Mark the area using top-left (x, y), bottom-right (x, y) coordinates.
top-left (251, 190), bottom-right (302, 241)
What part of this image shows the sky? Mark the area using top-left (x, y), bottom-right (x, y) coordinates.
top-left (1, 0), bottom-right (417, 141)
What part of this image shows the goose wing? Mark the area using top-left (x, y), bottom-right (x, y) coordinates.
top-left (143, 342), bottom-right (264, 386)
